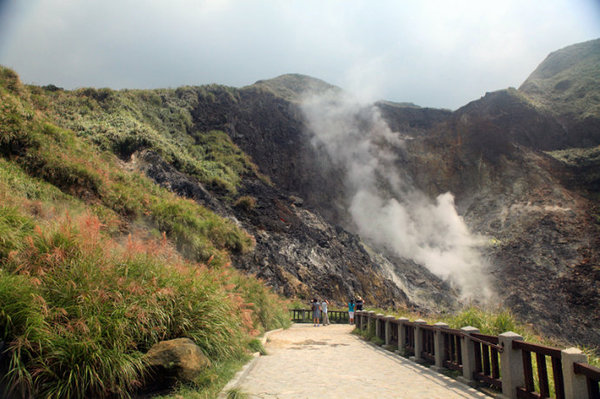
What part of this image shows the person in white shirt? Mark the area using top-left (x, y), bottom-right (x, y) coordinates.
top-left (321, 299), bottom-right (330, 326)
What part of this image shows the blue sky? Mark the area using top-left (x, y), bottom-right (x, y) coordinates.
top-left (0, 0), bottom-right (599, 109)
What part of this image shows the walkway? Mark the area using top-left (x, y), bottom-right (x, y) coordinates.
top-left (236, 324), bottom-right (492, 399)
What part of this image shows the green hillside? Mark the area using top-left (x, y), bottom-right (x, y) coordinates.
top-left (519, 38), bottom-right (600, 122)
top-left (0, 67), bottom-right (290, 398)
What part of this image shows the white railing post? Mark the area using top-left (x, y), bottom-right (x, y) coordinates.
top-left (411, 319), bottom-right (427, 362)
top-left (396, 317), bottom-right (408, 356)
top-left (432, 322), bottom-right (449, 372)
top-left (561, 347), bottom-right (588, 399)
top-left (458, 326), bottom-right (480, 385)
top-left (498, 331), bottom-right (524, 399)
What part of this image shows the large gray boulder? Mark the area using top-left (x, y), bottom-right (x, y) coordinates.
top-left (145, 338), bottom-right (210, 381)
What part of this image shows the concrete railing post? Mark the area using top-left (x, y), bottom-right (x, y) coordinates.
top-left (411, 319), bottom-right (427, 362)
top-left (498, 331), bottom-right (524, 399)
top-left (561, 347), bottom-right (588, 399)
top-left (356, 311), bottom-right (363, 329)
top-left (384, 315), bottom-right (395, 346)
top-left (458, 326), bottom-right (480, 385)
top-left (432, 322), bottom-right (449, 371)
top-left (396, 317), bottom-right (408, 356)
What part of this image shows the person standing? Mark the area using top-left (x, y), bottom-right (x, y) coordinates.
top-left (356, 296), bottom-right (364, 311)
top-left (321, 299), bottom-right (330, 326)
top-left (311, 298), bottom-right (321, 327)
top-left (348, 299), bottom-right (356, 325)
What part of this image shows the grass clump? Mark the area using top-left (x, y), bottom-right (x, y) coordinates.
top-left (443, 306), bottom-right (517, 336)
top-left (247, 339), bottom-right (267, 356)
top-left (234, 195), bottom-right (257, 211)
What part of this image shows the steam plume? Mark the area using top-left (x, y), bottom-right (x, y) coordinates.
top-left (301, 90), bottom-right (491, 301)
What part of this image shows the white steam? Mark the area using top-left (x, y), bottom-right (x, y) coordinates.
top-left (301, 91), bottom-right (491, 301)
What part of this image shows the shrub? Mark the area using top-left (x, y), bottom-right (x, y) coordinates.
top-left (234, 195), bottom-right (257, 211)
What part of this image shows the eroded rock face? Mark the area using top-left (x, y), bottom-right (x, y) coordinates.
top-left (145, 338), bottom-right (210, 382)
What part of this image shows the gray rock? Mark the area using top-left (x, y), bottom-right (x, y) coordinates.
top-left (145, 338), bottom-right (210, 382)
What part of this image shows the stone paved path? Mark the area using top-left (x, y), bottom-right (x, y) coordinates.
top-left (237, 324), bottom-right (492, 399)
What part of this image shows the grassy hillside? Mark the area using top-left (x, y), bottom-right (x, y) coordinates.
top-left (519, 38), bottom-right (600, 121)
top-left (0, 67), bottom-right (290, 398)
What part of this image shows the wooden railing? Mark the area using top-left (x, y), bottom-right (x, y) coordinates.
top-left (574, 362), bottom-right (600, 399)
top-left (472, 333), bottom-right (502, 390)
top-left (403, 321), bottom-right (416, 356)
top-left (441, 327), bottom-right (463, 371)
top-left (513, 340), bottom-right (564, 399)
top-left (349, 310), bottom-right (599, 399)
top-left (290, 309), bottom-right (349, 324)
top-left (420, 324), bottom-right (436, 363)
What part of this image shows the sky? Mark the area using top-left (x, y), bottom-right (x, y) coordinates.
top-left (0, 0), bottom-right (599, 110)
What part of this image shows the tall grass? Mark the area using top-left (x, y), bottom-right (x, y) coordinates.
top-left (0, 213), bottom-right (288, 398)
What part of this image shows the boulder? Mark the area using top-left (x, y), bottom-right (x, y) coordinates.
top-left (145, 338), bottom-right (210, 382)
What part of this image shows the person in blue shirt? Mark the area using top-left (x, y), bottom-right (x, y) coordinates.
top-left (348, 299), bottom-right (356, 325)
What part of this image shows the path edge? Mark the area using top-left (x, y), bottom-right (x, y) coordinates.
top-left (217, 328), bottom-right (283, 398)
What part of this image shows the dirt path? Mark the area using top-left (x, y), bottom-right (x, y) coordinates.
top-left (236, 324), bottom-right (492, 398)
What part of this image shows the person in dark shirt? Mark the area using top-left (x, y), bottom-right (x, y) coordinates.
top-left (356, 296), bottom-right (364, 311)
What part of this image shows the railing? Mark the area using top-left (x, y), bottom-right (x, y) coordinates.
top-left (390, 319), bottom-right (399, 348)
top-left (403, 321), bottom-right (416, 356)
top-left (441, 328), bottom-right (463, 371)
top-left (513, 341), bottom-right (564, 399)
top-left (290, 309), bottom-right (349, 324)
top-left (376, 315), bottom-right (386, 342)
top-left (472, 333), bottom-right (502, 390)
top-left (349, 310), bottom-right (598, 399)
top-left (574, 362), bottom-right (600, 399)
top-left (420, 324), bottom-right (436, 363)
